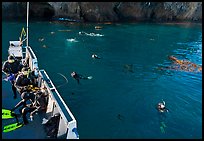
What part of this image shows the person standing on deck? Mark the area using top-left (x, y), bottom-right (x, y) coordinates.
top-left (2, 55), bottom-right (23, 99)
top-left (15, 67), bottom-right (34, 94)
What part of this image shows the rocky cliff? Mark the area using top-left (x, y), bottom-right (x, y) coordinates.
top-left (2, 2), bottom-right (202, 22)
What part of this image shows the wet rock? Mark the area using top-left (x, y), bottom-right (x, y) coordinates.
top-left (2, 2), bottom-right (202, 22)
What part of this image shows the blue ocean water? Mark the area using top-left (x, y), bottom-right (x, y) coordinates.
top-left (2, 21), bottom-right (202, 139)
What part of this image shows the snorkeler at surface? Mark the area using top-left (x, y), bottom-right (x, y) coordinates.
top-left (92, 54), bottom-right (101, 59)
top-left (123, 64), bottom-right (134, 73)
top-left (2, 55), bottom-right (23, 99)
top-left (157, 100), bottom-right (169, 113)
top-left (71, 71), bottom-right (92, 84)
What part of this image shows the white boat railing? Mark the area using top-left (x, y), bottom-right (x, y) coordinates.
top-left (39, 70), bottom-right (79, 139)
top-left (26, 46), bottom-right (38, 71)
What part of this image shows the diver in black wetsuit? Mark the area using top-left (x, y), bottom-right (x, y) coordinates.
top-left (15, 67), bottom-right (34, 94)
top-left (71, 71), bottom-right (92, 84)
top-left (11, 90), bottom-right (35, 113)
top-left (92, 54), bottom-right (101, 59)
top-left (11, 87), bottom-right (47, 125)
top-left (2, 55), bottom-right (23, 99)
top-left (157, 100), bottom-right (169, 113)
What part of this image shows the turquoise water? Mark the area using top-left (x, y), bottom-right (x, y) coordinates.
top-left (2, 21), bottom-right (202, 139)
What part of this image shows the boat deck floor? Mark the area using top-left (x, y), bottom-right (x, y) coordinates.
top-left (2, 80), bottom-right (48, 139)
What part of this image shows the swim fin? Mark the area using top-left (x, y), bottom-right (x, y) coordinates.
top-left (2, 109), bottom-right (15, 119)
top-left (3, 122), bottom-right (24, 132)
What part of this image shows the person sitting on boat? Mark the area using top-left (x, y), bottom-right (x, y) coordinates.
top-left (21, 87), bottom-right (48, 125)
top-left (71, 71), bottom-right (92, 84)
top-left (11, 89), bottom-right (36, 114)
top-left (15, 67), bottom-right (34, 94)
top-left (29, 68), bottom-right (39, 87)
top-left (157, 100), bottom-right (169, 113)
top-left (11, 86), bottom-right (48, 125)
top-left (92, 54), bottom-right (101, 59)
top-left (2, 55), bottom-right (23, 98)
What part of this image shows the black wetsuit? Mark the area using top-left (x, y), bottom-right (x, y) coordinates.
top-left (22, 90), bottom-right (47, 125)
top-left (2, 60), bottom-right (23, 98)
top-left (11, 91), bottom-right (36, 113)
top-left (2, 60), bottom-right (23, 75)
top-left (72, 73), bottom-right (88, 84)
top-left (15, 74), bottom-right (33, 94)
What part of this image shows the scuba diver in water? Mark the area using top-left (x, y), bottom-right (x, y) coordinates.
top-left (157, 100), bottom-right (169, 113)
top-left (71, 71), bottom-right (92, 84)
top-left (92, 54), bottom-right (101, 59)
top-left (156, 100), bottom-right (169, 133)
top-left (123, 64), bottom-right (134, 73)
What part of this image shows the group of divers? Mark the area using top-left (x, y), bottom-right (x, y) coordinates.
top-left (2, 55), bottom-right (47, 125)
top-left (2, 53), bottom-right (100, 127)
top-left (2, 47), bottom-right (202, 132)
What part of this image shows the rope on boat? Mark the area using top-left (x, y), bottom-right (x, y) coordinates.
top-left (56, 73), bottom-right (68, 88)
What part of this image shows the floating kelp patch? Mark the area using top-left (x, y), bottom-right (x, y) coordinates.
top-left (168, 55), bottom-right (202, 72)
top-left (158, 56), bottom-right (202, 73)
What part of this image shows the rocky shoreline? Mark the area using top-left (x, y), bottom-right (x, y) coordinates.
top-left (2, 2), bottom-right (202, 23)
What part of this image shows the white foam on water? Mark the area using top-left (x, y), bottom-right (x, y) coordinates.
top-left (66, 38), bottom-right (79, 42)
top-left (79, 31), bottom-right (104, 37)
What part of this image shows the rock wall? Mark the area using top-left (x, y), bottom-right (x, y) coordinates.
top-left (2, 2), bottom-right (202, 22)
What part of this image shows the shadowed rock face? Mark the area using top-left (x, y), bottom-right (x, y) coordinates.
top-left (2, 2), bottom-right (202, 22)
top-left (2, 2), bottom-right (55, 20)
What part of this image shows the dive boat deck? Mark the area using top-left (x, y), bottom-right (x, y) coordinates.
top-left (2, 80), bottom-right (47, 139)
top-left (2, 2), bottom-right (79, 138)
top-left (2, 44), bottom-right (79, 139)
top-left (2, 68), bottom-right (79, 139)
